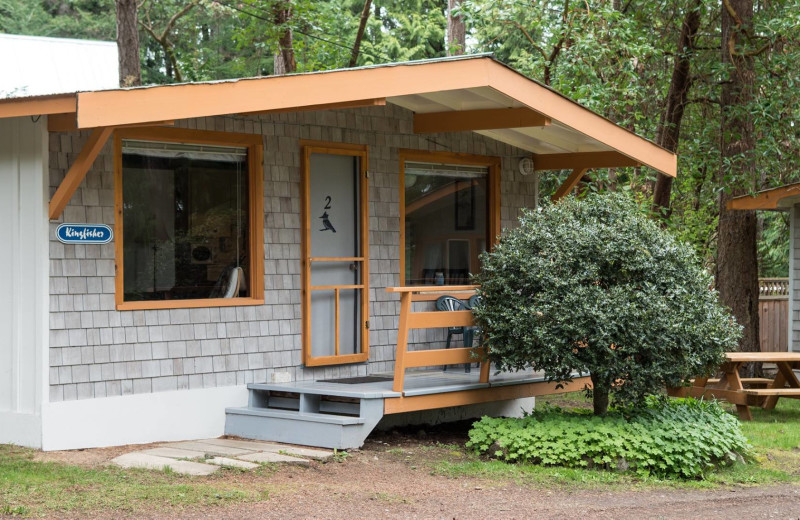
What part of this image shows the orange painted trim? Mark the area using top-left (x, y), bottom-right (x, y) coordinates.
top-left (727, 183), bottom-right (800, 211)
top-left (72, 58), bottom-right (675, 176)
top-left (407, 310), bottom-right (474, 329)
top-left (76, 59), bottom-right (492, 128)
top-left (488, 65), bottom-right (677, 177)
top-left (113, 126), bottom-right (265, 311)
top-left (404, 347), bottom-right (480, 368)
top-left (398, 150), bottom-right (500, 286)
top-left (0, 94), bottom-right (76, 119)
top-left (551, 168), bottom-right (589, 201)
top-left (414, 107), bottom-right (550, 134)
top-left (534, 151), bottom-right (640, 171)
top-left (301, 142), bottom-right (370, 367)
top-left (303, 353), bottom-right (369, 367)
top-left (386, 284), bottom-right (480, 293)
top-left (241, 98), bottom-right (385, 116)
top-left (383, 376), bottom-right (593, 414)
top-left (49, 127), bottom-right (114, 220)
top-left (117, 298), bottom-right (266, 311)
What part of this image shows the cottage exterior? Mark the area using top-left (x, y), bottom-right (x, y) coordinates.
top-left (0, 56), bottom-right (676, 450)
top-left (730, 184), bottom-right (800, 354)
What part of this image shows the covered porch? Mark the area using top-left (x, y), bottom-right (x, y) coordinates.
top-left (226, 285), bottom-right (591, 449)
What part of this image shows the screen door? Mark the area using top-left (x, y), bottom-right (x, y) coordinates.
top-left (302, 145), bottom-right (369, 366)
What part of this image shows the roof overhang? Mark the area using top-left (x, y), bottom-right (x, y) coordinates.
top-left (728, 183), bottom-right (800, 211)
top-left (0, 55), bottom-right (677, 177)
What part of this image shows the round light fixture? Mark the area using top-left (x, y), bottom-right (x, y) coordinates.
top-left (518, 157), bottom-right (535, 176)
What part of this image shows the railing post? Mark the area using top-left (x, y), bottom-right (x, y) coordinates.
top-left (392, 292), bottom-right (412, 393)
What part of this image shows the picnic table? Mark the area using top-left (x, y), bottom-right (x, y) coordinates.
top-left (667, 352), bottom-right (800, 420)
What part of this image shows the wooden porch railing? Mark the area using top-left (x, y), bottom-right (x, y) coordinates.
top-left (386, 285), bottom-right (489, 392)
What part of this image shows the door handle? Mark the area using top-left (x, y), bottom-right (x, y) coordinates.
top-left (349, 263), bottom-right (359, 271)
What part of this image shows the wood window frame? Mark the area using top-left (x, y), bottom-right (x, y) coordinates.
top-left (300, 140), bottom-right (370, 367)
top-left (113, 126), bottom-right (265, 311)
top-left (399, 149), bottom-right (501, 287)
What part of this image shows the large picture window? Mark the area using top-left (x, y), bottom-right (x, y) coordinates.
top-left (400, 150), bottom-right (500, 286)
top-left (114, 128), bottom-right (264, 310)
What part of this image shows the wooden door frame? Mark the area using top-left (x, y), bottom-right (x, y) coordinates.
top-left (301, 140), bottom-right (370, 366)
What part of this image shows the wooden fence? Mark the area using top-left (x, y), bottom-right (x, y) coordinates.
top-left (759, 278), bottom-right (789, 353)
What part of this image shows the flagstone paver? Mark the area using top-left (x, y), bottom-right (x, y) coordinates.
top-left (139, 447), bottom-right (207, 459)
top-left (111, 453), bottom-right (219, 476)
top-left (260, 445), bottom-right (334, 461)
top-left (165, 441), bottom-right (256, 457)
top-left (206, 457), bottom-right (261, 470)
top-left (109, 438), bottom-right (331, 474)
top-left (238, 451), bottom-right (311, 465)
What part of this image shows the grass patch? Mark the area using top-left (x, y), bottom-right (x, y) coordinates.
top-left (0, 445), bottom-right (272, 516)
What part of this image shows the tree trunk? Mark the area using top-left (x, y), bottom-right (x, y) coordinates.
top-left (447, 0), bottom-right (466, 56)
top-left (716, 0), bottom-right (759, 371)
top-left (116, 0), bottom-right (141, 86)
top-left (273, 2), bottom-right (296, 75)
top-left (652, 0), bottom-right (702, 214)
top-left (590, 374), bottom-right (610, 415)
top-left (349, 0), bottom-right (373, 67)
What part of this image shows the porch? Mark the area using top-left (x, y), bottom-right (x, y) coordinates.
top-left (225, 285), bottom-right (591, 449)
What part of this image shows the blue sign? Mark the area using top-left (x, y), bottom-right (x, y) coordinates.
top-left (56, 223), bottom-right (113, 244)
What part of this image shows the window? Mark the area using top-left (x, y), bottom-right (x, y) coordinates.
top-left (400, 150), bottom-right (500, 286)
top-left (114, 128), bottom-right (264, 310)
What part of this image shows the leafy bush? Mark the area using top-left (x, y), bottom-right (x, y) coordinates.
top-left (473, 193), bottom-right (742, 414)
top-left (466, 398), bottom-right (750, 479)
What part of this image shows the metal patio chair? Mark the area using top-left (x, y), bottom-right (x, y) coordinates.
top-left (435, 295), bottom-right (473, 373)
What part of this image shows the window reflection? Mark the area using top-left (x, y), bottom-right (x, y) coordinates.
top-left (121, 140), bottom-right (250, 301)
top-left (404, 162), bottom-right (489, 285)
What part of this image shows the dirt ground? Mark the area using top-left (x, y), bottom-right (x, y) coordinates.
top-left (32, 424), bottom-right (800, 520)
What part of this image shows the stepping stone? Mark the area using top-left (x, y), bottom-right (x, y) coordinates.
top-left (140, 447), bottom-right (206, 460)
top-left (197, 438), bottom-right (285, 451)
top-left (260, 445), bottom-right (334, 461)
top-left (166, 441), bottom-right (255, 457)
top-left (200, 438), bottom-right (334, 460)
top-left (237, 452), bottom-right (310, 465)
top-left (206, 457), bottom-right (260, 470)
top-left (112, 453), bottom-right (218, 476)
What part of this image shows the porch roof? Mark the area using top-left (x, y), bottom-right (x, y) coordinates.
top-left (728, 183), bottom-right (800, 211)
top-left (0, 54), bottom-right (676, 177)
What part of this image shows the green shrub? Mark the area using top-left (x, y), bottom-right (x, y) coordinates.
top-left (466, 398), bottom-right (750, 479)
top-left (473, 193), bottom-right (742, 415)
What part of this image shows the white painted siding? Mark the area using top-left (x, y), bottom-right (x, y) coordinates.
top-left (0, 116), bottom-right (49, 447)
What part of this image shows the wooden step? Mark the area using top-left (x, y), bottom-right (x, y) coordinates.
top-left (741, 388), bottom-right (800, 396)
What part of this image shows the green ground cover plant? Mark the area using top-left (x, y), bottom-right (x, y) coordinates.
top-left (466, 398), bottom-right (750, 479)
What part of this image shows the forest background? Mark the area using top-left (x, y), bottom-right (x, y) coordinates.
top-left (2, 0), bottom-right (799, 356)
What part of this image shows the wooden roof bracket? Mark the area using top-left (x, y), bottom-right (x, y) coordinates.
top-left (551, 168), bottom-right (589, 202)
top-left (48, 126), bottom-right (113, 221)
top-left (413, 107), bottom-right (551, 134)
top-left (534, 151), bottom-right (640, 171)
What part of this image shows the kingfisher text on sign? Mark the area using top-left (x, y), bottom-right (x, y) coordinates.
top-left (55, 223), bottom-right (113, 244)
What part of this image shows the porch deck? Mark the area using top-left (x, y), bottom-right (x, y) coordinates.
top-left (255, 368), bottom-right (590, 413)
top-left (224, 369), bottom-right (590, 449)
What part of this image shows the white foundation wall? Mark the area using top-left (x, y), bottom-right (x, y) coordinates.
top-left (0, 117), bottom-right (49, 448)
top-left (41, 384), bottom-right (248, 450)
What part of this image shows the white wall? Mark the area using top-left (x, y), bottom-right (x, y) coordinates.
top-left (41, 384), bottom-right (248, 450)
top-left (0, 116), bottom-right (49, 447)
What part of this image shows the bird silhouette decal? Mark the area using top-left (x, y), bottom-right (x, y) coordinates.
top-left (319, 211), bottom-right (336, 232)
